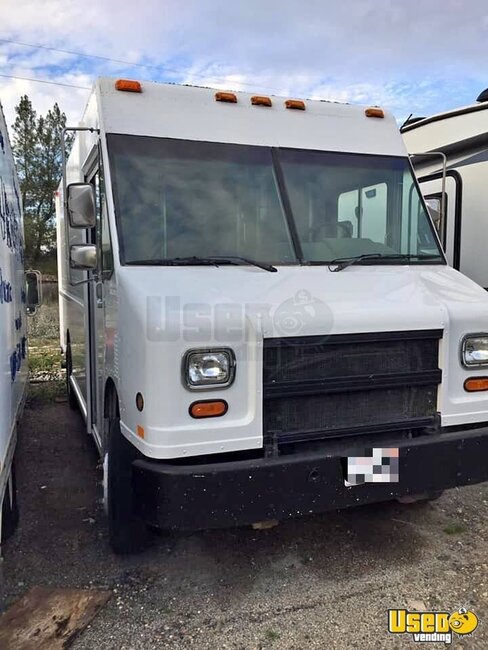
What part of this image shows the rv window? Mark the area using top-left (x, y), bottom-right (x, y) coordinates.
top-left (337, 183), bottom-right (388, 243)
top-left (361, 184), bottom-right (388, 242)
top-left (338, 190), bottom-right (359, 237)
top-left (424, 194), bottom-right (446, 245)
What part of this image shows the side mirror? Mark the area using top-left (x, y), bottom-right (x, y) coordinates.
top-left (70, 244), bottom-right (98, 270)
top-left (25, 270), bottom-right (42, 316)
top-left (67, 183), bottom-right (96, 228)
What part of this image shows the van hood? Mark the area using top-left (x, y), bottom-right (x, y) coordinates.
top-left (117, 263), bottom-right (488, 341)
top-left (114, 263), bottom-right (488, 458)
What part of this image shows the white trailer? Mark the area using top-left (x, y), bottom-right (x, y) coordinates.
top-left (0, 101), bottom-right (37, 545)
top-left (58, 78), bottom-right (488, 554)
top-left (401, 90), bottom-right (488, 288)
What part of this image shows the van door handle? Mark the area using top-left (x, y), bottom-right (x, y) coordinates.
top-left (95, 282), bottom-right (104, 308)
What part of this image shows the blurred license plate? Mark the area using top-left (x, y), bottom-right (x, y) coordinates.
top-left (344, 447), bottom-right (399, 486)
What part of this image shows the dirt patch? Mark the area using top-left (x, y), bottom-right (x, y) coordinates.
top-left (2, 385), bottom-right (488, 649)
top-left (0, 586), bottom-right (111, 649)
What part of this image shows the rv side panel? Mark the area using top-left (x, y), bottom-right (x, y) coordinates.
top-left (0, 100), bottom-right (27, 518)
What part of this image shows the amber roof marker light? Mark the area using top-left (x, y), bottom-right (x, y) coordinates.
top-left (251, 95), bottom-right (272, 107)
top-left (215, 91), bottom-right (238, 103)
top-left (115, 79), bottom-right (142, 93)
top-left (365, 107), bottom-right (385, 118)
top-left (285, 99), bottom-right (306, 110)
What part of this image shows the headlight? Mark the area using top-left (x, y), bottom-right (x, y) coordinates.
top-left (183, 349), bottom-right (236, 389)
top-left (461, 334), bottom-right (488, 367)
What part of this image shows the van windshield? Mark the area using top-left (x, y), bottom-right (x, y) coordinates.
top-left (107, 134), bottom-right (444, 266)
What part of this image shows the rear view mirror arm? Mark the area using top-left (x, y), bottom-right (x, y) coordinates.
top-left (61, 126), bottom-right (100, 288)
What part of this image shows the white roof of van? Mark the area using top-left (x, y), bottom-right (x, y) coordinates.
top-left (89, 77), bottom-right (406, 157)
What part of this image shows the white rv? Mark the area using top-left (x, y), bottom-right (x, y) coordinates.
top-left (58, 78), bottom-right (488, 554)
top-left (0, 102), bottom-right (39, 544)
top-left (401, 90), bottom-right (488, 288)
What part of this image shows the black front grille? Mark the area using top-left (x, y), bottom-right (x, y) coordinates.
top-left (263, 330), bottom-right (442, 447)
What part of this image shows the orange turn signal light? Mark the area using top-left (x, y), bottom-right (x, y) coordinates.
top-left (285, 99), bottom-right (306, 110)
top-left (464, 377), bottom-right (488, 392)
top-left (215, 91), bottom-right (237, 103)
top-left (115, 79), bottom-right (142, 93)
top-left (251, 95), bottom-right (272, 107)
top-left (189, 400), bottom-right (228, 419)
top-left (136, 425), bottom-right (145, 439)
top-left (365, 107), bottom-right (384, 118)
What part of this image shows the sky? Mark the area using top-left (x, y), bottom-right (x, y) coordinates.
top-left (0, 0), bottom-right (487, 132)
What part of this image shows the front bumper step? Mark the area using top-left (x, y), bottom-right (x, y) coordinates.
top-left (132, 427), bottom-right (488, 530)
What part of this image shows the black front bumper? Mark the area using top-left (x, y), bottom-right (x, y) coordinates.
top-left (132, 427), bottom-right (488, 530)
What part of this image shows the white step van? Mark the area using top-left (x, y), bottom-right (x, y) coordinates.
top-left (0, 101), bottom-right (40, 545)
top-left (58, 78), bottom-right (488, 553)
top-left (402, 89), bottom-right (488, 288)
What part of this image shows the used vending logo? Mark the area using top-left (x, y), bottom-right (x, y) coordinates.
top-left (388, 607), bottom-right (478, 644)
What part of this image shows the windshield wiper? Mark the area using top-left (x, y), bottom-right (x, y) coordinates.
top-left (206, 256), bottom-right (277, 272)
top-left (126, 255), bottom-right (278, 272)
top-left (328, 253), bottom-right (442, 272)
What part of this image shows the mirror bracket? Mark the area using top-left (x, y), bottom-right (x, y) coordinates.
top-left (68, 275), bottom-right (99, 288)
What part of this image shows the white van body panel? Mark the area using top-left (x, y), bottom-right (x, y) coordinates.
top-left (55, 80), bottom-right (488, 543)
top-left (113, 264), bottom-right (488, 458)
top-left (97, 79), bottom-right (404, 156)
top-left (58, 78), bottom-right (488, 462)
top-left (0, 101), bottom-right (27, 508)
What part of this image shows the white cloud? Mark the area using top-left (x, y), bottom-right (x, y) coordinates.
top-left (0, 0), bottom-right (487, 130)
top-left (0, 73), bottom-right (91, 132)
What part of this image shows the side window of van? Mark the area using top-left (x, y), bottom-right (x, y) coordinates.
top-left (92, 170), bottom-right (114, 277)
top-left (99, 173), bottom-right (114, 277)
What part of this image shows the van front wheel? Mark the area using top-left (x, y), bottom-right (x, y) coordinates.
top-left (106, 418), bottom-right (149, 554)
top-left (65, 341), bottom-right (78, 411)
top-left (1, 458), bottom-right (19, 543)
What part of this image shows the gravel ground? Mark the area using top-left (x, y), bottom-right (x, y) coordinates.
top-left (2, 386), bottom-right (488, 649)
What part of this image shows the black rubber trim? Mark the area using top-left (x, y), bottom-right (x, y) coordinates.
top-left (264, 369), bottom-right (442, 399)
top-left (274, 416), bottom-right (437, 444)
top-left (270, 148), bottom-right (304, 262)
top-left (263, 329), bottom-right (443, 348)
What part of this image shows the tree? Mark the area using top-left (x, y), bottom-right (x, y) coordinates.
top-left (11, 96), bottom-right (70, 269)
